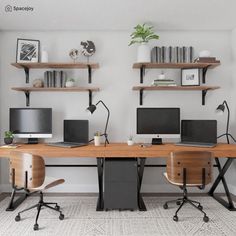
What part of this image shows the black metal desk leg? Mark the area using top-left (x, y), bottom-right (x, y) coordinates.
top-left (138, 158), bottom-right (147, 211)
top-left (6, 189), bottom-right (28, 211)
top-left (208, 157), bottom-right (236, 211)
top-left (96, 158), bottom-right (104, 211)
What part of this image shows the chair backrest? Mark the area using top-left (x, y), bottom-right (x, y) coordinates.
top-left (167, 151), bottom-right (213, 186)
top-left (9, 151), bottom-right (45, 189)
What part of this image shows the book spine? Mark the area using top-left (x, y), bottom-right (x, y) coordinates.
top-left (189, 46), bottom-right (194, 62)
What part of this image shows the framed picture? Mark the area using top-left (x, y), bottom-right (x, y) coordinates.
top-left (16, 38), bottom-right (40, 63)
top-left (181, 68), bottom-right (200, 86)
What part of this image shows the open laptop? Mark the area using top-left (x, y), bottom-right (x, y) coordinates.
top-left (175, 120), bottom-right (217, 148)
top-left (47, 120), bottom-right (89, 148)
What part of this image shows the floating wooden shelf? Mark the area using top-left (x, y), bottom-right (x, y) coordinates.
top-left (12, 87), bottom-right (100, 106)
top-left (132, 62), bottom-right (221, 83)
top-left (11, 62), bottom-right (99, 83)
top-left (132, 85), bottom-right (220, 106)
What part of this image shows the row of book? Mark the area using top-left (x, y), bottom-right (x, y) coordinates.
top-left (152, 79), bottom-right (177, 86)
top-left (44, 71), bottom-right (67, 88)
top-left (151, 46), bottom-right (194, 63)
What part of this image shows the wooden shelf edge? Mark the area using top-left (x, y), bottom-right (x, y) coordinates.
top-left (132, 62), bottom-right (220, 69)
top-left (132, 86), bottom-right (220, 91)
top-left (11, 62), bottom-right (99, 69)
top-left (11, 87), bottom-right (100, 92)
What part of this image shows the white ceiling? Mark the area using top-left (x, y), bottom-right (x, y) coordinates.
top-left (0, 0), bottom-right (235, 31)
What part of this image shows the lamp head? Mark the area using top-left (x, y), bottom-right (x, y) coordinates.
top-left (86, 104), bottom-right (97, 114)
top-left (216, 103), bottom-right (225, 115)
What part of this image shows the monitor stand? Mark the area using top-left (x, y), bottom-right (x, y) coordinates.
top-left (152, 138), bottom-right (163, 145)
top-left (27, 138), bottom-right (38, 144)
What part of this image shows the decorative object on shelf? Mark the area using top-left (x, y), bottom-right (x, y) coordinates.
top-left (152, 79), bottom-right (177, 87)
top-left (194, 57), bottom-right (220, 63)
top-left (81, 41), bottom-right (96, 62)
top-left (129, 23), bottom-right (159, 63)
top-left (127, 135), bottom-right (134, 146)
top-left (86, 100), bottom-right (110, 147)
top-left (65, 78), bottom-right (75, 87)
top-left (181, 68), bottom-right (200, 86)
top-left (16, 38), bottom-right (40, 63)
top-left (158, 71), bottom-right (166, 80)
top-left (216, 100), bottom-right (236, 144)
top-left (4, 131), bottom-right (14, 145)
top-left (199, 50), bottom-right (211, 58)
top-left (33, 79), bottom-right (44, 88)
top-left (69, 49), bottom-right (79, 63)
top-left (41, 46), bottom-right (48, 63)
top-left (94, 132), bottom-right (101, 146)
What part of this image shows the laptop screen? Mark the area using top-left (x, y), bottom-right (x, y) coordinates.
top-left (181, 120), bottom-right (217, 143)
top-left (64, 120), bottom-right (89, 143)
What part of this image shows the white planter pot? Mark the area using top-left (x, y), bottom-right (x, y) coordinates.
top-left (41, 50), bottom-right (48, 62)
top-left (65, 81), bottom-right (75, 87)
top-left (94, 136), bottom-right (101, 146)
top-left (137, 43), bottom-right (151, 62)
top-left (127, 140), bottom-right (134, 146)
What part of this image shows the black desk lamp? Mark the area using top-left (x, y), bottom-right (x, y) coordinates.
top-left (86, 100), bottom-right (110, 146)
top-left (216, 100), bottom-right (236, 144)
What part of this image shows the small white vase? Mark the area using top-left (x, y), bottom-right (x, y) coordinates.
top-left (137, 43), bottom-right (151, 62)
top-left (127, 140), bottom-right (134, 146)
top-left (41, 50), bottom-right (48, 63)
top-left (65, 81), bottom-right (75, 87)
top-left (94, 136), bottom-right (101, 146)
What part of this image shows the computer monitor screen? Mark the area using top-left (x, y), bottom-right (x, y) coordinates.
top-left (10, 108), bottom-right (52, 142)
top-left (137, 108), bottom-right (180, 138)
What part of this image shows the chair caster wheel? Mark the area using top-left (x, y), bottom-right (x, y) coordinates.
top-left (163, 203), bottom-right (168, 209)
top-left (203, 215), bottom-right (209, 222)
top-left (173, 215), bottom-right (178, 222)
top-left (55, 205), bottom-right (60, 211)
top-left (34, 223), bottom-right (39, 231)
top-left (176, 201), bottom-right (181, 206)
top-left (59, 214), bottom-right (64, 220)
top-left (15, 214), bottom-right (21, 222)
top-left (198, 205), bottom-right (203, 210)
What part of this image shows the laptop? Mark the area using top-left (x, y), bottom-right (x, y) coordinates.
top-left (175, 120), bottom-right (217, 147)
top-left (47, 120), bottom-right (89, 148)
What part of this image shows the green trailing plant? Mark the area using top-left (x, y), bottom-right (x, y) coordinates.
top-left (4, 131), bottom-right (14, 138)
top-left (128, 135), bottom-right (133, 141)
top-left (94, 131), bottom-right (101, 137)
top-left (67, 78), bottom-right (75, 82)
top-left (129, 23), bottom-right (159, 46)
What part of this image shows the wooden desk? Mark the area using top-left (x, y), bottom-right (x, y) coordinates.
top-left (1, 143), bottom-right (235, 211)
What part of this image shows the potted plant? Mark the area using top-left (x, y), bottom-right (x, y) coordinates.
top-left (94, 131), bottom-right (101, 146)
top-left (4, 131), bottom-right (14, 145)
top-left (129, 23), bottom-right (159, 62)
top-left (65, 78), bottom-right (75, 87)
top-left (127, 135), bottom-right (134, 146)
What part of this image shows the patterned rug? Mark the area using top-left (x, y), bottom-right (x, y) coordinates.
top-left (0, 196), bottom-right (235, 236)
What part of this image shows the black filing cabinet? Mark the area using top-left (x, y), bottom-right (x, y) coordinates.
top-left (104, 158), bottom-right (138, 210)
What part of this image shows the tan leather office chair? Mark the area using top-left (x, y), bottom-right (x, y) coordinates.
top-left (9, 151), bottom-right (65, 231)
top-left (163, 151), bottom-right (213, 222)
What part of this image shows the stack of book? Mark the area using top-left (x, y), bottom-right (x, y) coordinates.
top-left (44, 71), bottom-right (67, 88)
top-left (194, 57), bottom-right (220, 63)
top-left (152, 79), bottom-right (177, 86)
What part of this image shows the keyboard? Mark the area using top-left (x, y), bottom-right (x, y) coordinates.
top-left (175, 142), bottom-right (216, 148)
top-left (46, 142), bottom-right (88, 148)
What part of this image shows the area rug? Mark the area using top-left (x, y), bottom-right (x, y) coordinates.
top-left (0, 196), bottom-right (235, 236)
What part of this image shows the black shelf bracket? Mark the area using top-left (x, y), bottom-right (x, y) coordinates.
top-left (23, 67), bottom-right (29, 83)
top-left (202, 89), bottom-right (208, 105)
top-left (139, 89), bottom-right (144, 105)
top-left (89, 90), bottom-right (92, 106)
top-left (24, 91), bottom-right (30, 107)
top-left (202, 66), bottom-right (210, 84)
top-left (88, 65), bottom-right (92, 83)
top-left (140, 65), bottom-right (145, 83)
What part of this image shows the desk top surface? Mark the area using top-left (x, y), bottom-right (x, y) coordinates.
top-left (0, 143), bottom-right (236, 158)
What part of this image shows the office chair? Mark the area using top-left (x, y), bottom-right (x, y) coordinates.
top-left (163, 151), bottom-right (212, 222)
top-left (9, 151), bottom-right (65, 231)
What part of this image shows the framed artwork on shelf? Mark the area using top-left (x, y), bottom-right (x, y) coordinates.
top-left (16, 38), bottom-right (40, 63)
top-left (181, 68), bottom-right (200, 86)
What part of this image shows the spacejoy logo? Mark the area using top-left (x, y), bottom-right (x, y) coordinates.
top-left (5, 4), bottom-right (34, 13)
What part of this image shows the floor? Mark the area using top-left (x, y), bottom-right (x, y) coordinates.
top-left (0, 193), bottom-right (235, 236)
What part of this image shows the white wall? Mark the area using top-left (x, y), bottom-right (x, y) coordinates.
top-left (0, 30), bottom-right (235, 193)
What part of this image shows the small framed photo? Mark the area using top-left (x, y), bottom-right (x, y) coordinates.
top-left (181, 68), bottom-right (200, 86)
top-left (16, 38), bottom-right (40, 63)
